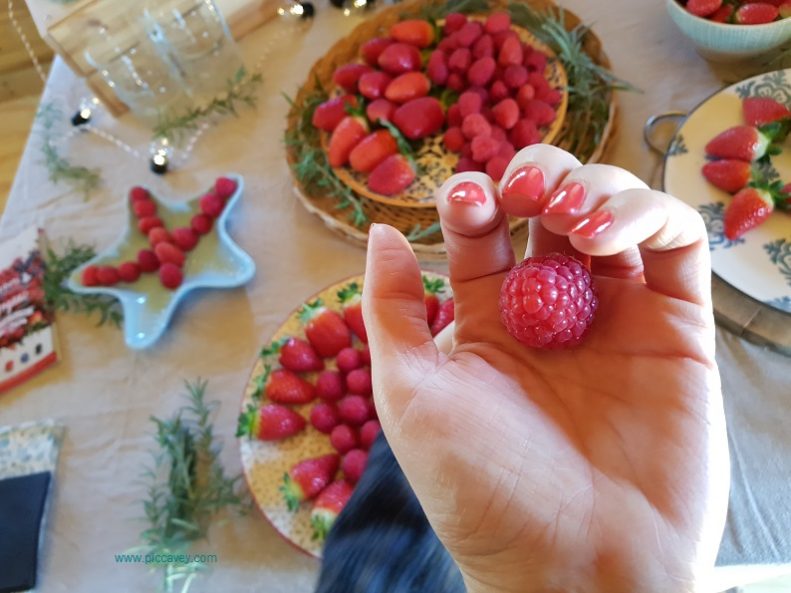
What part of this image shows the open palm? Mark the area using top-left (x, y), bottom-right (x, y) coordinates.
top-left (362, 146), bottom-right (729, 593)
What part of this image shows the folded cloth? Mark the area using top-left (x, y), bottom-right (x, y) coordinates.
top-left (314, 432), bottom-right (463, 593)
top-left (0, 472), bottom-right (51, 593)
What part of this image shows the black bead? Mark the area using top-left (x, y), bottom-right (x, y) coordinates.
top-left (150, 159), bottom-right (168, 175)
top-left (300, 1), bottom-right (315, 17)
top-left (71, 111), bottom-right (90, 126)
top-left (329, 0), bottom-right (344, 8)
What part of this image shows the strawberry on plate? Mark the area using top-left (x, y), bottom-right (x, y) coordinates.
top-left (263, 337), bottom-right (325, 373)
top-left (337, 282), bottom-right (368, 343)
top-left (312, 95), bottom-right (358, 132)
top-left (281, 454), bottom-right (341, 511)
top-left (267, 368), bottom-right (316, 404)
top-left (367, 153), bottom-right (416, 196)
top-left (328, 116), bottom-right (369, 168)
top-left (311, 480), bottom-right (354, 540)
top-left (389, 19), bottom-right (435, 48)
top-left (236, 402), bottom-right (306, 441)
top-left (431, 297), bottom-right (455, 336)
top-left (743, 96), bottom-right (791, 127)
top-left (349, 130), bottom-right (398, 173)
top-left (423, 275), bottom-right (445, 325)
top-left (300, 299), bottom-right (352, 357)
top-left (704, 124), bottom-right (785, 161)
top-left (701, 160), bottom-right (752, 194)
top-left (724, 186), bottom-right (776, 240)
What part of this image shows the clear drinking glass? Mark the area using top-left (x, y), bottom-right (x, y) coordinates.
top-left (143, 0), bottom-right (245, 104)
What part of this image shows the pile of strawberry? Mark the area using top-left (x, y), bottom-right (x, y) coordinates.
top-left (681, 0), bottom-right (791, 24)
top-left (701, 96), bottom-right (791, 239)
top-left (237, 276), bottom-right (454, 540)
top-left (312, 11), bottom-right (560, 195)
top-left (80, 177), bottom-right (237, 290)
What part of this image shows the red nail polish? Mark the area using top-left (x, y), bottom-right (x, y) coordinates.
top-left (571, 210), bottom-right (613, 238)
top-left (544, 182), bottom-right (586, 215)
top-left (447, 181), bottom-right (487, 206)
top-left (502, 166), bottom-right (545, 213)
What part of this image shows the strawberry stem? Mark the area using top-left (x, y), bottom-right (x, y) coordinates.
top-left (337, 282), bottom-right (362, 304)
top-left (235, 403), bottom-right (259, 438)
top-left (299, 299), bottom-right (325, 324)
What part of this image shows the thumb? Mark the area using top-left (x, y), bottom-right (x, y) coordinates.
top-left (362, 224), bottom-right (439, 419)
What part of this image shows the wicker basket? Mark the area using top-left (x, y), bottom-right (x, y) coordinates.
top-left (286, 0), bottom-right (617, 257)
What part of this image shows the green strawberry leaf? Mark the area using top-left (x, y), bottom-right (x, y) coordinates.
top-left (380, 120), bottom-right (417, 157)
top-left (337, 282), bottom-right (362, 304)
top-left (235, 403), bottom-right (258, 438)
top-left (422, 275), bottom-right (445, 294)
top-left (260, 338), bottom-right (287, 358)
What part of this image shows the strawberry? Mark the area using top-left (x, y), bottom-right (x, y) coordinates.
top-left (430, 297), bottom-right (455, 336)
top-left (312, 95), bottom-right (358, 132)
top-left (393, 97), bottom-right (444, 139)
top-left (332, 63), bottom-right (373, 94)
top-left (743, 96), bottom-right (791, 127)
top-left (172, 227), bottom-right (199, 251)
top-left (266, 368), bottom-right (316, 404)
top-left (423, 275), bottom-right (444, 325)
top-left (385, 72), bottom-right (430, 103)
top-left (200, 192), bottom-right (225, 218)
top-left (711, 4), bottom-right (735, 22)
top-left (346, 367), bottom-right (372, 396)
top-left (281, 454), bottom-right (340, 511)
top-left (137, 249), bottom-right (160, 272)
top-left (191, 213), bottom-right (213, 235)
top-left (155, 242), bottom-right (185, 267)
top-left (724, 187), bottom-right (775, 239)
top-left (148, 227), bottom-right (172, 247)
top-left (444, 12), bottom-right (467, 35)
top-left (337, 282), bottom-right (368, 343)
top-left (97, 266), bottom-right (120, 286)
top-left (300, 299), bottom-right (352, 357)
top-left (118, 261), bottom-right (141, 283)
top-left (264, 337), bottom-right (324, 373)
top-left (336, 347), bottom-right (363, 373)
top-left (685, 0), bottom-right (722, 17)
top-left (328, 116), bottom-right (369, 168)
top-left (701, 160), bottom-right (752, 193)
top-left (781, 1), bottom-right (791, 18)
top-left (133, 199), bottom-right (157, 218)
top-left (311, 480), bottom-right (354, 540)
top-left (492, 98), bottom-right (519, 129)
top-left (368, 154), bottom-right (416, 196)
top-left (378, 43), bottom-right (421, 75)
top-left (498, 35), bottom-right (523, 66)
top-left (358, 71), bottom-right (391, 100)
top-left (735, 2), bottom-right (779, 23)
top-left (456, 21), bottom-right (483, 47)
top-left (81, 265), bottom-right (99, 286)
top-left (215, 176), bottom-right (237, 200)
top-left (159, 263), bottom-right (183, 290)
top-left (236, 402), bottom-right (306, 441)
top-left (359, 419), bottom-right (381, 450)
top-left (366, 98), bottom-right (397, 124)
top-left (485, 12), bottom-right (512, 34)
top-left (316, 370), bottom-right (345, 401)
top-left (349, 130), bottom-right (398, 173)
top-left (129, 186), bottom-right (150, 202)
top-left (330, 424), bottom-right (358, 454)
top-left (341, 449), bottom-right (369, 484)
top-left (310, 402), bottom-right (340, 434)
top-left (705, 125), bottom-right (777, 161)
top-left (427, 50), bottom-right (449, 86)
top-left (389, 19), bottom-right (434, 48)
top-left (138, 216), bottom-right (164, 235)
top-left (361, 37), bottom-right (392, 67)
top-left (338, 395), bottom-right (370, 425)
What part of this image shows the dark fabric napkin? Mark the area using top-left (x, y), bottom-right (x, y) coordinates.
top-left (314, 433), bottom-right (463, 593)
top-left (0, 471), bottom-right (51, 593)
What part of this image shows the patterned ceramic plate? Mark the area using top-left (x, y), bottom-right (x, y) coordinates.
top-left (324, 19), bottom-right (568, 209)
top-left (664, 69), bottom-right (791, 314)
top-left (239, 272), bottom-right (452, 558)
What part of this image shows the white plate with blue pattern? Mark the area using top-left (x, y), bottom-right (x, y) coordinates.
top-left (663, 69), bottom-right (791, 315)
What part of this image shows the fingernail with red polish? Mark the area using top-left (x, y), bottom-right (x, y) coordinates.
top-left (502, 166), bottom-right (545, 207)
top-left (571, 210), bottom-right (613, 238)
top-left (447, 181), bottom-right (487, 206)
top-left (544, 182), bottom-right (586, 215)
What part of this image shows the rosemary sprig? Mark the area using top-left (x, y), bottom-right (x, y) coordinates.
top-left (405, 222), bottom-right (442, 242)
top-left (43, 243), bottom-right (122, 327)
top-left (508, 4), bottom-right (634, 162)
top-left (154, 67), bottom-right (263, 145)
top-left (132, 380), bottom-right (249, 593)
top-left (418, 0), bottom-right (490, 20)
top-left (284, 84), bottom-right (368, 227)
top-left (36, 103), bottom-right (102, 200)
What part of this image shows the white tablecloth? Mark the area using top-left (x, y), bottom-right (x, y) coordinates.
top-left (1, 0), bottom-right (790, 591)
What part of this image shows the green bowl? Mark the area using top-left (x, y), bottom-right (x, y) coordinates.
top-left (667, 0), bottom-right (791, 62)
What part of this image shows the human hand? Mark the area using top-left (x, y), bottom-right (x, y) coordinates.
top-left (362, 145), bottom-right (729, 593)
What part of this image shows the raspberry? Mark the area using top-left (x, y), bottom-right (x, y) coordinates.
top-left (200, 192), bottom-right (225, 218)
top-left (499, 254), bottom-right (598, 349)
top-left (456, 155), bottom-right (485, 173)
top-left (310, 402), bottom-right (340, 434)
top-left (489, 80), bottom-right (509, 103)
top-left (138, 216), bottom-right (164, 235)
top-left (538, 87), bottom-right (563, 107)
top-left (498, 141), bottom-right (516, 160)
top-left (427, 50), bottom-right (449, 86)
top-left (447, 103), bottom-right (462, 127)
top-left (485, 12), bottom-right (511, 34)
top-left (316, 370), bottom-right (345, 401)
top-left (336, 347), bottom-right (362, 373)
top-left (359, 419), bottom-right (381, 450)
top-left (191, 213), bottom-right (213, 235)
top-left (444, 127), bottom-right (465, 152)
top-left (458, 91), bottom-right (483, 118)
top-left (215, 176), bottom-right (237, 200)
top-left (159, 263), bottom-right (184, 290)
top-left (498, 35), bottom-right (523, 66)
top-left (510, 119), bottom-right (541, 149)
top-left (172, 227), bottom-right (199, 251)
top-left (137, 249), bottom-right (160, 273)
top-left (338, 395), bottom-right (370, 425)
top-left (96, 266), bottom-right (120, 286)
top-left (155, 242), bottom-right (186, 267)
top-left (492, 98), bottom-right (519, 130)
top-left (148, 227), bottom-right (172, 246)
top-left (129, 186), bottom-right (150, 203)
top-left (503, 64), bottom-right (528, 89)
top-left (472, 34), bottom-right (494, 59)
top-left (528, 71), bottom-right (551, 96)
top-left (444, 12), bottom-right (467, 34)
top-left (341, 449), bottom-right (369, 484)
top-left (330, 424), bottom-right (359, 454)
top-left (467, 57), bottom-right (496, 87)
top-left (462, 113), bottom-right (492, 139)
top-left (471, 135), bottom-right (500, 163)
top-left (346, 368), bottom-right (372, 396)
top-left (485, 155), bottom-right (510, 182)
top-left (133, 199), bottom-right (157, 218)
top-left (118, 261), bottom-right (141, 283)
top-left (448, 48), bottom-right (471, 72)
top-left (446, 72), bottom-right (465, 92)
top-left (525, 50), bottom-right (547, 73)
top-left (359, 344), bottom-right (371, 366)
top-left (516, 84), bottom-right (536, 110)
top-left (81, 265), bottom-right (99, 286)
top-left (490, 126), bottom-right (507, 143)
top-left (523, 99), bottom-right (556, 127)
top-left (456, 21), bottom-right (483, 47)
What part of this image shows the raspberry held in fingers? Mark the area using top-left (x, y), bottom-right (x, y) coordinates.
top-left (499, 253), bottom-right (598, 349)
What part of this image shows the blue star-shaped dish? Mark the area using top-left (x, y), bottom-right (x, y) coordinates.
top-left (66, 174), bottom-right (255, 349)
